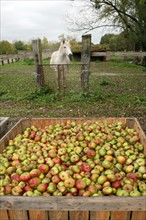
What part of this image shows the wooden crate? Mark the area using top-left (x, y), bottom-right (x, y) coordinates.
top-left (0, 117), bottom-right (9, 139)
top-left (0, 118), bottom-right (146, 220)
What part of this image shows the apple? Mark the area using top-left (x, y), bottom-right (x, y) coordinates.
top-left (91, 173), bottom-right (99, 182)
top-left (0, 165), bottom-right (6, 175)
top-left (64, 178), bottom-right (75, 188)
top-left (47, 182), bottom-right (56, 193)
top-left (116, 155), bottom-right (126, 164)
top-left (11, 186), bottom-right (23, 196)
top-left (116, 189), bottom-right (129, 196)
top-left (20, 172), bottom-right (31, 182)
top-left (127, 173), bottom-right (137, 181)
top-left (4, 185), bottom-right (12, 195)
top-left (24, 185), bottom-right (32, 192)
top-left (130, 190), bottom-right (141, 196)
top-left (11, 173), bottom-right (20, 181)
top-left (71, 165), bottom-right (80, 173)
top-left (112, 180), bottom-right (121, 189)
top-left (102, 186), bottom-right (113, 195)
top-left (6, 166), bottom-right (16, 175)
top-left (102, 160), bottom-right (112, 169)
top-left (52, 175), bottom-right (60, 184)
top-left (30, 169), bottom-right (41, 178)
top-left (97, 176), bottom-right (107, 185)
top-left (52, 157), bottom-right (61, 164)
top-left (50, 167), bottom-right (59, 175)
top-left (38, 164), bottom-right (49, 174)
top-left (86, 149), bottom-right (96, 159)
top-left (37, 183), bottom-right (48, 192)
top-left (125, 165), bottom-right (134, 173)
top-left (18, 181), bottom-right (26, 189)
top-left (70, 154), bottom-right (80, 163)
top-left (28, 177), bottom-right (41, 188)
top-left (87, 185), bottom-right (97, 194)
top-left (75, 179), bottom-right (87, 190)
top-left (59, 171), bottom-right (70, 181)
top-left (107, 174), bottom-right (116, 182)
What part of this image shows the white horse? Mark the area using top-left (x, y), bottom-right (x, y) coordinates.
top-left (50, 39), bottom-right (73, 89)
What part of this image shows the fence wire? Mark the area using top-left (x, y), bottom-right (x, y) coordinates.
top-left (42, 64), bottom-right (83, 93)
top-left (41, 62), bottom-right (146, 95)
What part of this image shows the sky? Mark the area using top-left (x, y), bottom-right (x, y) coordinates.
top-left (1, 0), bottom-right (113, 44)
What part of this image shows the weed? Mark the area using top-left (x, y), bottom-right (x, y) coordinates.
top-left (23, 58), bottom-right (34, 65)
top-left (100, 79), bottom-right (110, 86)
top-left (91, 85), bottom-right (105, 101)
top-left (25, 85), bottom-right (53, 100)
top-left (134, 96), bottom-right (146, 106)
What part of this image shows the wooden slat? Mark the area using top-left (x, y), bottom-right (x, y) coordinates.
top-left (49, 211), bottom-right (68, 220)
top-left (8, 210), bottom-right (28, 220)
top-left (0, 210), bottom-right (9, 220)
top-left (110, 211), bottom-right (131, 220)
top-left (69, 211), bottom-right (89, 220)
top-left (133, 118), bottom-right (146, 150)
top-left (0, 195), bottom-right (146, 211)
top-left (90, 211), bottom-right (110, 220)
top-left (91, 51), bottom-right (146, 57)
top-left (131, 211), bottom-right (146, 220)
top-left (29, 210), bottom-right (48, 220)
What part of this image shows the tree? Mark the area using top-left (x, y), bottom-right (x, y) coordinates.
top-left (41, 37), bottom-right (49, 50)
top-left (100, 33), bottom-right (131, 51)
top-left (0, 40), bottom-right (17, 55)
top-left (91, 0), bottom-right (146, 51)
top-left (14, 40), bottom-right (27, 51)
top-left (67, 0), bottom-right (146, 51)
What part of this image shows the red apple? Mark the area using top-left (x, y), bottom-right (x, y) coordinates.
top-left (75, 179), bottom-right (87, 190)
top-left (30, 169), bottom-right (41, 178)
top-left (11, 173), bottom-right (20, 182)
top-left (112, 180), bottom-right (121, 189)
top-left (86, 149), bottom-right (96, 159)
top-left (29, 177), bottom-right (41, 188)
top-left (38, 164), bottom-right (49, 174)
top-left (83, 164), bottom-right (92, 172)
top-left (20, 172), bottom-right (31, 182)
top-left (37, 183), bottom-right (48, 192)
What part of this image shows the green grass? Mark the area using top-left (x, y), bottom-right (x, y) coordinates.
top-left (0, 59), bottom-right (146, 132)
top-left (0, 60), bottom-right (35, 72)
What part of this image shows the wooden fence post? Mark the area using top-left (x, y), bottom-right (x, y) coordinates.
top-left (57, 65), bottom-right (66, 92)
top-left (32, 39), bottom-right (44, 86)
top-left (81, 34), bottom-right (91, 92)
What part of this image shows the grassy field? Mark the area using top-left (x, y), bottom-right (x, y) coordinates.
top-left (0, 58), bottom-right (146, 133)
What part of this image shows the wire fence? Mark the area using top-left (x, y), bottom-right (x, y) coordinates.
top-left (42, 64), bottom-right (83, 93)
top-left (40, 62), bottom-right (146, 95)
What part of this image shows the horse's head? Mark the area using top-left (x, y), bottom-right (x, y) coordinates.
top-left (60, 39), bottom-right (73, 61)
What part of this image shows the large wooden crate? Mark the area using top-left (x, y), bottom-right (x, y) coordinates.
top-left (0, 118), bottom-right (146, 220)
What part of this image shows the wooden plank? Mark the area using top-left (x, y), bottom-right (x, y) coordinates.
top-left (1, 196), bottom-right (146, 211)
top-left (133, 118), bottom-right (146, 150)
top-left (29, 210), bottom-right (48, 220)
top-left (131, 211), bottom-right (146, 220)
top-left (91, 51), bottom-right (146, 57)
top-left (90, 211), bottom-right (110, 220)
top-left (69, 211), bottom-right (89, 220)
top-left (0, 210), bottom-right (9, 220)
top-left (49, 211), bottom-right (68, 220)
top-left (110, 211), bottom-right (131, 220)
top-left (8, 210), bottom-right (28, 220)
